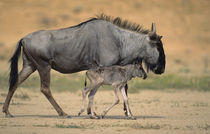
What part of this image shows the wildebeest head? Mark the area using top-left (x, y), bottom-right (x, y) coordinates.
top-left (143, 23), bottom-right (166, 74)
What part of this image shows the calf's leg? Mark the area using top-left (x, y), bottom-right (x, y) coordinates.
top-left (120, 86), bottom-right (136, 120)
top-left (87, 85), bottom-right (100, 119)
top-left (123, 84), bottom-right (128, 116)
top-left (78, 84), bottom-right (97, 116)
top-left (101, 86), bottom-right (120, 118)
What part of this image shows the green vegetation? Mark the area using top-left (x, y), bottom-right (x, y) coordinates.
top-left (0, 73), bottom-right (209, 92)
top-left (0, 72), bottom-right (84, 92)
top-left (128, 74), bottom-right (210, 92)
top-left (33, 124), bottom-right (49, 127)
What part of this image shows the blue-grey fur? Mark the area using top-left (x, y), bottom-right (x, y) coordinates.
top-left (4, 14), bottom-right (165, 117)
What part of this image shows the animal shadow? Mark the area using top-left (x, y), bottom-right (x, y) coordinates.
top-left (11, 114), bottom-right (165, 120)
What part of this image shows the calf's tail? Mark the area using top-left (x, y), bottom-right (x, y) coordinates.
top-left (84, 72), bottom-right (87, 88)
top-left (9, 39), bottom-right (23, 90)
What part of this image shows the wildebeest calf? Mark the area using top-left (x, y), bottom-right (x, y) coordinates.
top-left (78, 64), bottom-right (147, 119)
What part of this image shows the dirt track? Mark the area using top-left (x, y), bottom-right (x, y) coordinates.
top-left (0, 89), bottom-right (210, 134)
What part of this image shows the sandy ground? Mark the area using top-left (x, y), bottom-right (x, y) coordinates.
top-left (0, 89), bottom-right (210, 134)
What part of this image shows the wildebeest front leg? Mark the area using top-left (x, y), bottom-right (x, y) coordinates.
top-left (120, 86), bottom-right (136, 120)
top-left (38, 67), bottom-right (67, 117)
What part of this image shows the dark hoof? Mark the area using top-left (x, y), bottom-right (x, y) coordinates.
top-left (88, 112), bottom-right (98, 116)
top-left (143, 75), bottom-right (147, 79)
top-left (66, 115), bottom-right (71, 118)
top-left (58, 112), bottom-right (70, 118)
top-left (101, 115), bottom-right (105, 119)
top-left (89, 115), bottom-right (100, 119)
top-left (127, 116), bottom-right (136, 120)
top-left (60, 112), bottom-right (68, 116)
top-left (124, 111), bottom-right (128, 117)
top-left (58, 115), bottom-right (71, 118)
top-left (5, 113), bottom-right (14, 118)
top-left (3, 110), bottom-right (14, 118)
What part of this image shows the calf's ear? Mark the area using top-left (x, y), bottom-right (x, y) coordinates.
top-left (135, 64), bottom-right (141, 69)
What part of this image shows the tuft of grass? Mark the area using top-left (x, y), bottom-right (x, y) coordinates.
top-left (174, 59), bottom-right (182, 64)
top-left (14, 91), bottom-right (30, 100)
top-left (191, 102), bottom-right (208, 107)
top-left (33, 124), bottom-right (49, 127)
top-left (0, 73), bottom-right (9, 89)
top-left (130, 123), bottom-right (161, 129)
top-left (56, 124), bottom-right (84, 129)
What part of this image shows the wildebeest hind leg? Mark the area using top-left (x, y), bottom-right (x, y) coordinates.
top-left (38, 66), bottom-right (67, 117)
top-left (3, 64), bottom-right (36, 117)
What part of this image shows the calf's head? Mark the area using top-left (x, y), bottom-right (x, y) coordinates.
top-left (133, 64), bottom-right (147, 79)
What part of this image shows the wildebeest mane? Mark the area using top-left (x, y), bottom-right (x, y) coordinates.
top-left (69, 14), bottom-right (150, 34)
top-left (67, 18), bottom-right (98, 29)
top-left (95, 14), bottom-right (150, 34)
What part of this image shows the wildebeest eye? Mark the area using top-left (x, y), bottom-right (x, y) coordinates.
top-left (149, 40), bottom-right (160, 47)
top-left (149, 35), bottom-right (156, 40)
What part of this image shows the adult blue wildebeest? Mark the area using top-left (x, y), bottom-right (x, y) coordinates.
top-left (2, 14), bottom-right (165, 117)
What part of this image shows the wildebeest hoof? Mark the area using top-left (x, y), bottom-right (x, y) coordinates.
top-left (124, 110), bottom-right (128, 117)
top-left (5, 112), bottom-right (14, 118)
top-left (88, 112), bottom-right (98, 116)
top-left (3, 109), bottom-right (14, 118)
top-left (127, 116), bottom-right (136, 120)
top-left (89, 115), bottom-right (100, 119)
top-left (58, 112), bottom-right (69, 118)
top-left (78, 112), bottom-right (82, 116)
top-left (143, 74), bottom-right (147, 79)
top-left (101, 114), bottom-right (106, 119)
top-left (58, 115), bottom-right (71, 118)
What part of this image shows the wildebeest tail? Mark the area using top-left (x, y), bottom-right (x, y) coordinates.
top-left (9, 39), bottom-right (23, 91)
